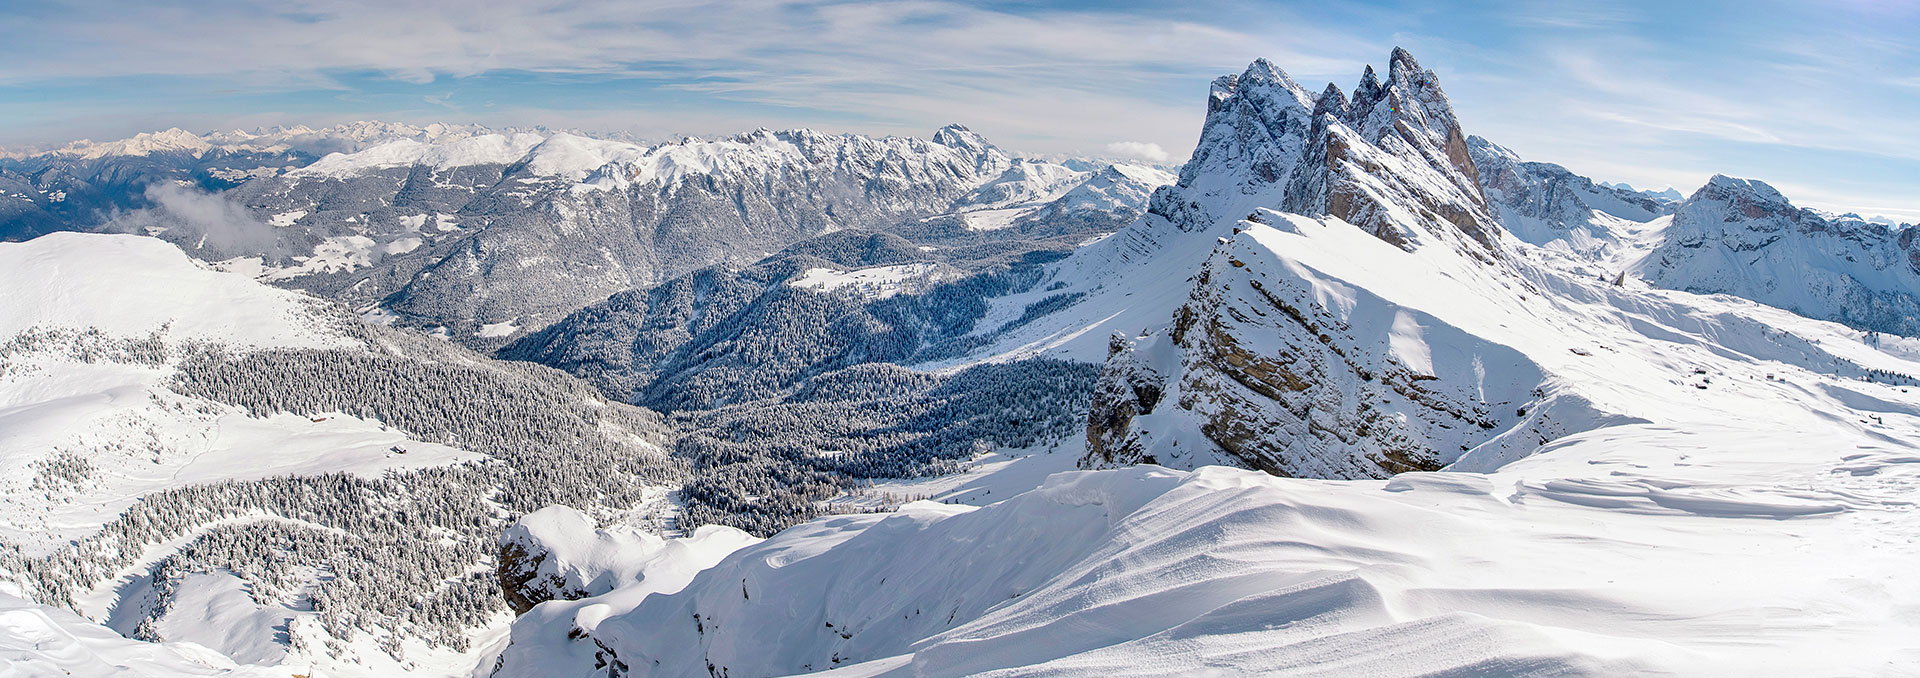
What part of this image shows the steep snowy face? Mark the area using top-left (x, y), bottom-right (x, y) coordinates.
top-left (1469, 135), bottom-right (1671, 262)
top-left (1640, 175), bottom-right (1920, 336)
top-left (1287, 49), bottom-right (1498, 253)
top-left (1149, 49), bottom-right (1499, 255)
top-left (1149, 58), bottom-right (1318, 233)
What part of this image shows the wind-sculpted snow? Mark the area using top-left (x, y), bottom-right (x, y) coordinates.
top-left (1640, 175), bottom-right (1920, 336)
top-left (494, 417), bottom-right (1920, 677)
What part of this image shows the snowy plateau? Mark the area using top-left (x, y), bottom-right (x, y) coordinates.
top-left (3, 47), bottom-right (1920, 678)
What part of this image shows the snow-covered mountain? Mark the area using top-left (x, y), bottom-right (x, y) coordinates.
top-left (1155, 49), bottom-right (1497, 255)
top-left (1468, 135), bottom-right (1672, 268)
top-left (479, 49), bottom-right (1920, 676)
top-left (5, 120), bottom-right (1170, 349)
top-left (1, 121), bottom-right (521, 162)
top-left (0, 122), bottom-right (539, 242)
top-left (189, 125), bottom-right (1159, 345)
top-left (1638, 174), bottom-right (1920, 336)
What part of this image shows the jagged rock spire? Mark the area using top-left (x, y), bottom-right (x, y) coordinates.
top-left (1151, 48), bottom-right (1501, 253)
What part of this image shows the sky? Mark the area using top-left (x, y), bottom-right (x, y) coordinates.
top-left (0, 0), bottom-right (1914, 220)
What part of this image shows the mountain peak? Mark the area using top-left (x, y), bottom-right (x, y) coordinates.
top-left (1242, 58), bottom-right (1292, 86)
top-left (1695, 174), bottom-right (1789, 205)
top-left (1356, 65), bottom-right (1382, 99)
top-left (932, 123), bottom-right (1007, 172)
top-left (932, 123), bottom-right (987, 151)
top-left (1151, 50), bottom-right (1496, 252)
top-left (1315, 83), bottom-right (1349, 115)
top-left (1388, 46), bottom-right (1424, 83)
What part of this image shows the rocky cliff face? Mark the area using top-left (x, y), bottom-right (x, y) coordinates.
top-left (1148, 49), bottom-right (1499, 257)
top-left (1085, 211), bottom-right (1548, 479)
top-left (1087, 49), bottom-right (1536, 478)
top-left (1639, 175), bottom-right (1920, 336)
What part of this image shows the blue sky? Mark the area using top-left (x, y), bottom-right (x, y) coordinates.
top-left (1, 0), bottom-right (1915, 219)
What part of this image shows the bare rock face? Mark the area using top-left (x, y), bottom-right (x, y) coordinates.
top-left (1085, 332), bottom-right (1169, 467)
top-left (1085, 220), bottom-right (1544, 479)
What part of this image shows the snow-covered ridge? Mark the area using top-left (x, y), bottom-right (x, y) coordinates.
top-left (1469, 135), bottom-right (1672, 269)
top-left (497, 505), bottom-right (759, 615)
top-left (290, 131), bottom-right (655, 180)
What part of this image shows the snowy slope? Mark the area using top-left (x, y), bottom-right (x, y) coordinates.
top-left (0, 234), bottom-right (464, 556)
top-left (0, 232), bottom-right (353, 347)
top-left (0, 232), bottom-right (678, 678)
top-left (495, 423), bottom-right (1920, 676)
top-left (0, 588), bottom-right (281, 677)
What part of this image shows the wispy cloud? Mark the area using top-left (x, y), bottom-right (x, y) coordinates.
top-left (0, 0), bottom-right (1381, 154)
top-left (1105, 141), bottom-right (1170, 162)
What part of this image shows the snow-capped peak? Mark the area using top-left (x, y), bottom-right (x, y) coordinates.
top-left (1697, 173), bottom-right (1789, 204)
top-left (1150, 48), bottom-right (1497, 253)
top-left (932, 123), bottom-right (1009, 171)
